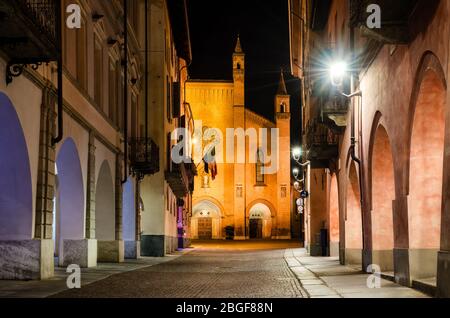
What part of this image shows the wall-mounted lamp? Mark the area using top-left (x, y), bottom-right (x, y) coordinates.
top-left (107, 38), bottom-right (118, 46)
top-left (92, 13), bottom-right (104, 22)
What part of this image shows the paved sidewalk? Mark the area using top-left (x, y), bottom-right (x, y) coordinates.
top-left (285, 248), bottom-right (428, 298)
top-left (0, 250), bottom-right (190, 298)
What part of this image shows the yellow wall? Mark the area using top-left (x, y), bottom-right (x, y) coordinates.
top-left (186, 80), bottom-right (292, 239)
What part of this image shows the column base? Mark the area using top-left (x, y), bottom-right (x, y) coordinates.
top-left (62, 239), bottom-right (97, 268)
top-left (0, 239), bottom-right (54, 280)
top-left (339, 248), bottom-right (345, 265)
top-left (178, 237), bottom-right (191, 249)
top-left (98, 240), bottom-right (124, 263)
top-left (409, 248), bottom-right (439, 280)
top-left (393, 248), bottom-right (410, 286)
top-left (330, 241), bottom-right (339, 257)
top-left (124, 240), bottom-right (141, 259)
top-left (345, 248), bottom-right (362, 266)
top-left (372, 249), bottom-right (394, 272)
top-left (437, 250), bottom-right (450, 297)
top-left (141, 235), bottom-right (164, 257)
top-left (362, 248), bottom-right (372, 272)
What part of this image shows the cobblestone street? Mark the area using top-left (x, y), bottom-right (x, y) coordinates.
top-left (51, 241), bottom-right (305, 298)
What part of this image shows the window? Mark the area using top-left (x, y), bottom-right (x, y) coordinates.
top-left (76, 20), bottom-right (87, 90)
top-left (118, 71), bottom-right (124, 131)
top-left (109, 58), bottom-right (117, 124)
top-left (236, 184), bottom-right (243, 198)
top-left (131, 94), bottom-right (138, 139)
top-left (256, 149), bottom-right (265, 185)
top-left (280, 103), bottom-right (286, 113)
top-left (281, 185), bottom-right (287, 198)
top-left (166, 76), bottom-right (172, 122)
top-left (94, 35), bottom-right (103, 109)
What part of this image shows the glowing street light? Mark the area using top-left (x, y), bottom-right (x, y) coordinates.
top-left (329, 61), bottom-right (347, 87)
top-left (293, 167), bottom-right (300, 178)
top-left (292, 147), bottom-right (302, 161)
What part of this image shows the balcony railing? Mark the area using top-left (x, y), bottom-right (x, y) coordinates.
top-left (304, 120), bottom-right (339, 167)
top-left (0, 0), bottom-right (60, 84)
top-left (165, 159), bottom-right (197, 199)
top-left (0, 0), bottom-right (59, 59)
top-left (130, 138), bottom-right (160, 178)
top-left (19, 0), bottom-right (58, 42)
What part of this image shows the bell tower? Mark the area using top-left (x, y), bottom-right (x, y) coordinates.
top-left (275, 70), bottom-right (290, 115)
top-left (275, 69), bottom-right (291, 239)
top-left (232, 35), bottom-right (246, 239)
top-left (233, 35), bottom-right (245, 106)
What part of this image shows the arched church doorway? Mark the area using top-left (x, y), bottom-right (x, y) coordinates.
top-left (192, 200), bottom-right (223, 239)
top-left (248, 203), bottom-right (272, 239)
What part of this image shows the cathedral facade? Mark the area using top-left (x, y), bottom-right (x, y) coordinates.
top-left (185, 37), bottom-right (292, 240)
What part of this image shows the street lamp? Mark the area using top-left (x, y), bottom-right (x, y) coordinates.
top-left (292, 167), bottom-right (299, 179)
top-left (292, 147), bottom-right (302, 161)
top-left (328, 60), bottom-right (362, 98)
top-left (329, 61), bottom-right (347, 87)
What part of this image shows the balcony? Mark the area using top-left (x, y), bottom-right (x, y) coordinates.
top-left (0, 0), bottom-right (60, 82)
top-left (350, 0), bottom-right (420, 44)
top-left (165, 160), bottom-right (197, 199)
top-left (320, 88), bottom-right (349, 132)
top-left (309, 64), bottom-right (349, 132)
top-left (304, 120), bottom-right (339, 168)
top-left (130, 138), bottom-right (160, 178)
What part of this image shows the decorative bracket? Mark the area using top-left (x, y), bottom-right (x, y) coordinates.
top-left (6, 62), bottom-right (43, 85)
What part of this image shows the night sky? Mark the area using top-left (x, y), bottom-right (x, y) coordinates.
top-left (187, 0), bottom-right (301, 148)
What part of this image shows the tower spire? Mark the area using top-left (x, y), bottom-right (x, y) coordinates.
top-left (277, 69), bottom-right (288, 95)
top-left (235, 34), bottom-right (243, 53)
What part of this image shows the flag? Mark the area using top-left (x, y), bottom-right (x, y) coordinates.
top-left (203, 146), bottom-right (217, 180)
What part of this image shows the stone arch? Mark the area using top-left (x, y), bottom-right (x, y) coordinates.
top-left (407, 52), bottom-right (446, 281)
top-left (345, 160), bottom-right (362, 265)
top-left (248, 203), bottom-right (273, 239)
top-left (55, 138), bottom-right (85, 264)
top-left (95, 160), bottom-right (115, 241)
top-left (369, 120), bottom-right (395, 271)
top-left (193, 196), bottom-right (226, 216)
top-left (246, 199), bottom-right (277, 218)
top-left (192, 199), bottom-right (224, 239)
top-left (329, 173), bottom-right (340, 256)
top-left (0, 93), bottom-right (33, 240)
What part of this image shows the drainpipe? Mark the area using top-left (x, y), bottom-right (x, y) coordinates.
top-left (349, 23), bottom-right (365, 252)
top-left (52, 0), bottom-right (63, 145)
top-left (144, 0), bottom-right (149, 165)
top-left (122, 0), bottom-right (129, 184)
